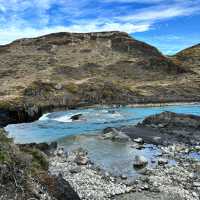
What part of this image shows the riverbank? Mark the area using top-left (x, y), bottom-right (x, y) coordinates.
top-left (49, 137), bottom-right (200, 200)
top-left (5, 103), bottom-right (200, 144)
top-left (85, 101), bottom-right (200, 109)
top-left (1, 99), bottom-right (200, 128)
top-left (2, 109), bottom-right (200, 199)
top-left (47, 111), bottom-right (200, 200)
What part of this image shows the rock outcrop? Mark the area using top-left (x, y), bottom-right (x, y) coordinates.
top-left (111, 111), bottom-right (200, 145)
top-left (0, 129), bottom-right (80, 200)
top-left (141, 111), bottom-right (200, 129)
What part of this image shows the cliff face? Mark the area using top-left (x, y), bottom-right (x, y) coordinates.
top-left (0, 31), bottom-right (199, 124)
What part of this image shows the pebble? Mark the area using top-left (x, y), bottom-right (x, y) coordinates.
top-left (193, 182), bottom-right (200, 187)
top-left (121, 175), bottom-right (127, 180)
top-left (49, 149), bottom-right (132, 200)
top-left (158, 158), bottom-right (168, 165)
top-left (133, 155), bottom-right (148, 168)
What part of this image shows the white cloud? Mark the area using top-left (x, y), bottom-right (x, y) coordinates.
top-left (0, 0), bottom-right (199, 45)
top-left (117, 2), bottom-right (200, 22)
top-left (104, 0), bottom-right (166, 3)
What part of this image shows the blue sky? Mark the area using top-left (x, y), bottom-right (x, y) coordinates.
top-left (0, 0), bottom-right (199, 54)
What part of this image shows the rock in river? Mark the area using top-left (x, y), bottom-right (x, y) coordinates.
top-left (70, 114), bottom-right (83, 121)
top-left (102, 127), bottom-right (131, 142)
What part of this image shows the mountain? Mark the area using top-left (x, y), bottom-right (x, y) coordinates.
top-left (0, 31), bottom-right (199, 125)
top-left (173, 44), bottom-right (200, 74)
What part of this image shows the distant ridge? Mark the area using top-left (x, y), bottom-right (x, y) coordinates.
top-left (173, 43), bottom-right (200, 73)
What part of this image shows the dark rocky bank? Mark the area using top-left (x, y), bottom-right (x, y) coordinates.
top-left (112, 111), bottom-right (200, 145)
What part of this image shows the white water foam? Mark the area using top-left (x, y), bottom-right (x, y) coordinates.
top-left (53, 115), bottom-right (73, 123)
top-left (39, 113), bottom-right (50, 121)
top-left (110, 112), bottom-right (122, 118)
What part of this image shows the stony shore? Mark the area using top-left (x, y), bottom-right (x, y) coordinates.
top-left (49, 143), bottom-right (200, 200)
top-left (48, 111), bottom-right (200, 200)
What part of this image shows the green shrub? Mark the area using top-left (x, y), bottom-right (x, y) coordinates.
top-left (65, 83), bottom-right (79, 93)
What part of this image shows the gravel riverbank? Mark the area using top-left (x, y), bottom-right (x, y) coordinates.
top-left (49, 144), bottom-right (200, 200)
top-left (49, 111), bottom-right (200, 200)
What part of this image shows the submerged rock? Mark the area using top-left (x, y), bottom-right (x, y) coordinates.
top-left (102, 127), bottom-right (131, 142)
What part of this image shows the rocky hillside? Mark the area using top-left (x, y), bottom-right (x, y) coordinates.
top-left (0, 129), bottom-right (80, 199)
top-left (0, 31), bottom-right (200, 125)
top-left (173, 44), bottom-right (200, 74)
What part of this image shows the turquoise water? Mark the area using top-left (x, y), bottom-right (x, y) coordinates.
top-left (58, 135), bottom-right (162, 177)
top-left (5, 104), bottom-right (200, 144)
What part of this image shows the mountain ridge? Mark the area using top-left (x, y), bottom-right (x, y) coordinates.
top-left (173, 43), bottom-right (200, 74)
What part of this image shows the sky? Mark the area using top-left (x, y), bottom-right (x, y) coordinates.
top-left (0, 0), bottom-right (199, 54)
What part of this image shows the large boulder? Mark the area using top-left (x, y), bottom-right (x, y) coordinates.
top-left (40, 174), bottom-right (81, 200)
top-left (19, 142), bottom-right (57, 156)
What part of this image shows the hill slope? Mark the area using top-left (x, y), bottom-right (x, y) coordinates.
top-left (0, 31), bottom-right (200, 125)
top-left (173, 44), bottom-right (200, 74)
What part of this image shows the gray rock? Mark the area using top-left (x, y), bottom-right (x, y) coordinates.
top-left (56, 147), bottom-right (65, 157)
top-left (75, 155), bottom-right (89, 165)
top-left (102, 127), bottom-right (131, 142)
top-left (133, 155), bottom-right (148, 168)
top-left (158, 158), bottom-right (168, 165)
top-left (70, 114), bottom-right (83, 121)
top-left (121, 174), bottom-right (128, 180)
top-left (70, 167), bottom-right (82, 174)
top-left (134, 137), bottom-right (144, 144)
top-left (193, 182), bottom-right (200, 187)
top-left (54, 83), bottom-right (63, 90)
